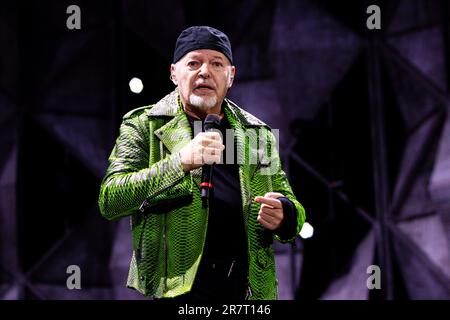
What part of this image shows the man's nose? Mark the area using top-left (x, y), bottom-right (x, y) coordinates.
top-left (198, 63), bottom-right (210, 78)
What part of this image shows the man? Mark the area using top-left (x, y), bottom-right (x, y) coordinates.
top-left (98, 26), bottom-right (305, 300)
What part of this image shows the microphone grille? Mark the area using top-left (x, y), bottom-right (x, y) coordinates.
top-left (204, 114), bottom-right (221, 131)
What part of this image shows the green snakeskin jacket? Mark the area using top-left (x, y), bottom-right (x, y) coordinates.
top-left (98, 89), bottom-right (305, 299)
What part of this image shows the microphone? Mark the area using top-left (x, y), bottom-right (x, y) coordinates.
top-left (200, 114), bottom-right (222, 207)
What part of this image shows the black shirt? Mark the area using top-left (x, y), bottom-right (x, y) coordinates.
top-left (203, 115), bottom-right (248, 261)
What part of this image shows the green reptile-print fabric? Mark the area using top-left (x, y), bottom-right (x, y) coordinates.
top-left (98, 89), bottom-right (306, 299)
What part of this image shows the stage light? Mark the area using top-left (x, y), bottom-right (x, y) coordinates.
top-left (129, 77), bottom-right (143, 94)
top-left (299, 222), bottom-right (314, 239)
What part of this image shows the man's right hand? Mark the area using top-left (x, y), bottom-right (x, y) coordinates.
top-left (179, 132), bottom-right (225, 173)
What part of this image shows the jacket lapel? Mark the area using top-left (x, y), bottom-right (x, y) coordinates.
top-left (155, 112), bottom-right (203, 189)
top-left (224, 103), bottom-right (258, 208)
top-left (151, 89), bottom-right (203, 189)
top-left (223, 100), bottom-right (272, 210)
top-left (154, 113), bottom-right (192, 154)
top-left (150, 89), bottom-right (192, 154)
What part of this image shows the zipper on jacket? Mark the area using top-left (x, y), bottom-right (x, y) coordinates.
top-left (245, 160), bottom-right (262, 228)
top-left (139, 176), bottom-right (184, 213)
top-left (244, 160), bottom-right (262, 300)
top-left (136, 215), bottom-right (148, 265)
top-left (245, 285), bottom-right (253, 300)
top-left (163, 207), bottom-right (168, 292)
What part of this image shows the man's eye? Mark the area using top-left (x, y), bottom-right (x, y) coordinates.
top-left (213, 62), bottom-right (223, 67)
top-left (188, 61), bottom-right (199, 67)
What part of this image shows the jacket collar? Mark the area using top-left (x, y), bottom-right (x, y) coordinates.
top-left (148, 88), bottom-right (269, 128)
top-left (147, 89), bottom-right (183, 117)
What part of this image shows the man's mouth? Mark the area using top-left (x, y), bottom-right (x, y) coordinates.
top-left (193, 83), bottom-right (215, 92)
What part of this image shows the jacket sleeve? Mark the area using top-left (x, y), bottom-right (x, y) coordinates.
top-left (273, 197), bottom-right (298, 240)
top-left (264, 131), bottom-right (306, 243)
top-left (98, 111), bottom-right (191, 221)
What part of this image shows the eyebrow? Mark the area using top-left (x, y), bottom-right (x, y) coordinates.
top-left (186, 54), bottom-right (224, 61)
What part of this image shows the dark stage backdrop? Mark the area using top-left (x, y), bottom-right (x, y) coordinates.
top-left (1, 0), bottom-right (449, 299)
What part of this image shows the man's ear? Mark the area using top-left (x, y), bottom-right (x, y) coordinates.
top-left (170, 64), bottom-right (178, 85)
top-left (228, 66), bottom-right (236, 88)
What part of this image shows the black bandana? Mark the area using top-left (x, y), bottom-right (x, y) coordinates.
top-left (173, 26), bottom-right (233, 65)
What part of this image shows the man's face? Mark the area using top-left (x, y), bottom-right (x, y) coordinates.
top-left (171, 49), bottom-right (235, 113)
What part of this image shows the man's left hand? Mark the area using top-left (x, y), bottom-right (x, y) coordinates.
top-left (255, 192), bottom-right (285, 230)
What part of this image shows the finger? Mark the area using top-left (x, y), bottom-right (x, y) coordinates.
top-left (260, 205), bottom-right (281, 218)
top-left (204, 158), bottom-right (221, 165)
top-left (264, 192), bottom-right (285, 199)
top-left (257, 214), bottom-right (275, 230)
top-left (209, 142), bottom-right (225, 150)
top-left (203, 147), bottom-right (224, 156)
top-left (203, 143), bottom-right (222, 155)
top-left (254, 197), bottom-right (274, 208)
top-left (254, 196), bottom-right (282, 208)
top-left (202, 132), bottom-right (222, 141)
top-left (259, 211), bottom-right (278, 225)
top-left (203, 154), bottom-right (222, 165)
top-left (195, 133), bottom-right (221, 145)
top-left (200, 138), bottom-right (224, 148)
top-left (200, 141), bottom-right (225, 151)
top-left (192, 148), bottom-right (204, 165)
top-left (261, 211), bottom-right (283, 230)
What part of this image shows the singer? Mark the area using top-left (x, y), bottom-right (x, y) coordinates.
top-left (98, 26), bottom-right (306, 301)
